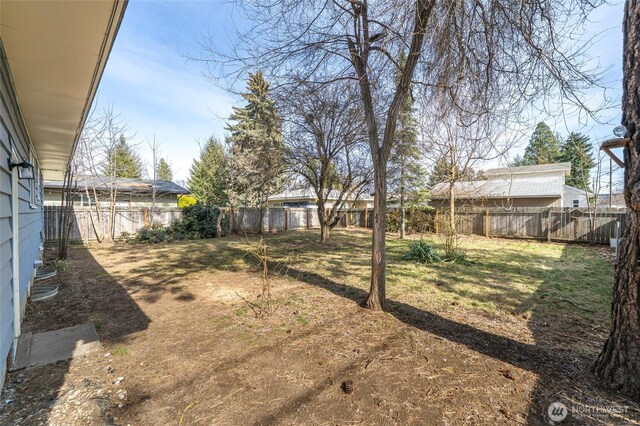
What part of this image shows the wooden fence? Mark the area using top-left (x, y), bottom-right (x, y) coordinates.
top-left (44, 205), bottom-right (625, 244)
top-left (441, 207), bottom-right (625, 243)
top-left (44, 206), bottom-right (184, 242)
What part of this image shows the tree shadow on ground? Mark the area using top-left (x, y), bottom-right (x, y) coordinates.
top-left (7, 230), bottom-right (636, 424)
top-left (248, 230), bottom-right (638, 424)
top-left (282, 261), bottom-right (637, 424)
top-left (121, 229), bottom-right (637, 423)
top-left (0, 246), bottom-right (152, 425)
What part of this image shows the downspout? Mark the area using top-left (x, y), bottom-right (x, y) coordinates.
top-left (9, 146), bottom-right (21, 357)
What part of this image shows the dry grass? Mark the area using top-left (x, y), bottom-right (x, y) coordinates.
top-left (5, 229), bottom-right (637, 426)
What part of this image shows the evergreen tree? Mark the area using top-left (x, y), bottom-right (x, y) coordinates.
top-left (559, 132), bottom-right (595, 191)
top-left (388, 64), bottom-right (426, 238)
top-left (225, 71), bottom-right (285, 231)
top-left (521, 122), bottom-right (561, 165)
top-left (103, 135), bottom-right (143, 179)
top-left (428, 158), bottom-right (474, 187)
top-left (188, 137), bottom-right (229, 206)
top-left (510, 154), bottom-right (527, 167)
top-left (157, 158), bottom-right (173, 181)
top-left (429, 158), bottom-right (453, 187)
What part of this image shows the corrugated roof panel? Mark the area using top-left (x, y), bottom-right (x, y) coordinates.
top-left (431, 175), bottom-right (564, 199)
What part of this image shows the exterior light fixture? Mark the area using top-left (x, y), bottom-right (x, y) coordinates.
top-left (7, 157), bottom-right (34, 179)
top-left (613, 125), bottom-right (627, 138)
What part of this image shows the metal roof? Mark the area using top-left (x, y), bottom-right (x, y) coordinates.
top-left (483, 162), bottom-right (571, 177)
top-left (44, 176), bottom-right (189, 195)
top-left (430, 175), bottom-right (565, 199)
top-left (269, 188), bottom-right (373, 202)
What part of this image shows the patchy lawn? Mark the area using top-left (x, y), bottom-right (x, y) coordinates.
top-left (2, 229), bottom-right (638, 425)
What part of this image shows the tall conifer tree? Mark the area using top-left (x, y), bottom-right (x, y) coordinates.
top-left (388, 58), bottom-right (425, 238)
top-left (559, 132), bottom-right (595, 191)
top-left (225, 71), bottom-right (285, 232)
top-left (188, 137), bottom-right (229, 206)
top-left (157, 158), bottom-right (173, 181)
top-left (522, 122), bottom-right (561, 165)
top-left (103, 136), bottom-right (143, 179)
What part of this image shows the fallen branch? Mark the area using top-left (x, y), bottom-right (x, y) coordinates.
top-left (553, 299), bottom-right (595, 313)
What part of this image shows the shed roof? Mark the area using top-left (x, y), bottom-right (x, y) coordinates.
top-left (597, 193), bottom-right (626, 207)
top-left (483, 162), bottom-right (571, 177)
top-left (430, 176), bottom-right (564, 199)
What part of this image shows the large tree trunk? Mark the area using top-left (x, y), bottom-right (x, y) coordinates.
top-left (365, 163), bottom-right (387, 310)
top-left (356, 0), bottom-right (434, 311)
top-left (317, 196), bottom-right (330, 243)
top-left (108, 185), bottom-right (117, 242)
top-left (320, 221), bottom-right (330, 243)
top-left (259, 205), bottom-right (266, 234)
top-left (449, 180), bottom-right (455, 231)
top-left (216, 208), bottom-right (224, 238)
top-left (593, 0), bottom-right (640, 399)
top-left (400, 158), bottom-right (406, 239)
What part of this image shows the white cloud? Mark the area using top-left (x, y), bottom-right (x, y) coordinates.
top-left (94, 21), bottom-right (237, 181)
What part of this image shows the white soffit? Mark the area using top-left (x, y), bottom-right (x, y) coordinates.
top-left (0, 0), bottom-right (127, 179)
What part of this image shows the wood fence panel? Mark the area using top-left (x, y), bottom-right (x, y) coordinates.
top-left (45, 206), bottom-right (626, 244)
top-left (233, 208), bottom-right (262, 233)
top-left (308, 209), bottom-right (320, 228)
top-left (267, 208), bottom-right (286, 231)
top-left (287, 209), bottom-right (307, 230)
top-left (45, 206), bottom-right (184, 242)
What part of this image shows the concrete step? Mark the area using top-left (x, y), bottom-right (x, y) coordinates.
top-left (10, 323), bottom-right (101, 371)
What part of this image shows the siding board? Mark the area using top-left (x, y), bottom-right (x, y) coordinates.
top-left (0, 41), bottom-right (44, 386)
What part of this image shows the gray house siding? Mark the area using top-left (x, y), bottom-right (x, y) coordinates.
top-left (0, 122), bottom-right (14, 387)
top-left (0, 42), bottom-right (44, 385)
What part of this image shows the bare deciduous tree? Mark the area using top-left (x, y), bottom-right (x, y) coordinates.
top-left (280, 83), bottom-right (372, 242)
top-left (56, 163), bottom-right (76, 260)
top-left (199, 0), bottom-right (606, 310)
top-left (422, 102), bottom-right (515, 229)
top-left (74, 107), bottom-right (132, 242)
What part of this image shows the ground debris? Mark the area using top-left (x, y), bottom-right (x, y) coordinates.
top-left (341, 380), bottom-right (354, 394)
top-left (499, 368), bottom-right (516, 381)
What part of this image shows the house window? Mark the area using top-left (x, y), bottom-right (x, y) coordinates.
top-left (573, 200), bottom-right (579, 208)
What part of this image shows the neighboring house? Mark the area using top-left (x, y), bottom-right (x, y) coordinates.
top-left (430, 162), bottom-right (592, 209)
top-left (267, 188), bottom-right (374, 209)
top-left (597, 193), bottom-right (626, 208)
top-left (43, 177), bottom-right (189, 208)
top-left (0, 1), bottom-right (126, 384)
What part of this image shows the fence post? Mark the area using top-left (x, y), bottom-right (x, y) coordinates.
top-left (547, 208), bottom-right (552, 242)
top-left (364, 207), bottom-right (368, 228)
top-left (485, 208), bottom-right (489, 237)
top-left (435, 209), bottom-right (440, 234)
top-left (284, 208), bottom-right (288, 231)
top-left (306, 208), bottom-right (310, 229)
top-left (143, 207), bottom-right (148, 226)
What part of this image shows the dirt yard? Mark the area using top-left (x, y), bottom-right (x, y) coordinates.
top-left (1, 229), bottom-right (639, 425)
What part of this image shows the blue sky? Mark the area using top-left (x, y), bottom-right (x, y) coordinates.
top-left (93, 0), bottom-right (626, 186)
top-left (92, 1), bottom-right (240, 183)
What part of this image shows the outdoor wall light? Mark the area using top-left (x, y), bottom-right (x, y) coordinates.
top-left (600, 126), bottom-right (631, 169)
top-left (7, 157), bottom-right (34, 179)
top-left (613, 125), bottom-right (627, 138)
